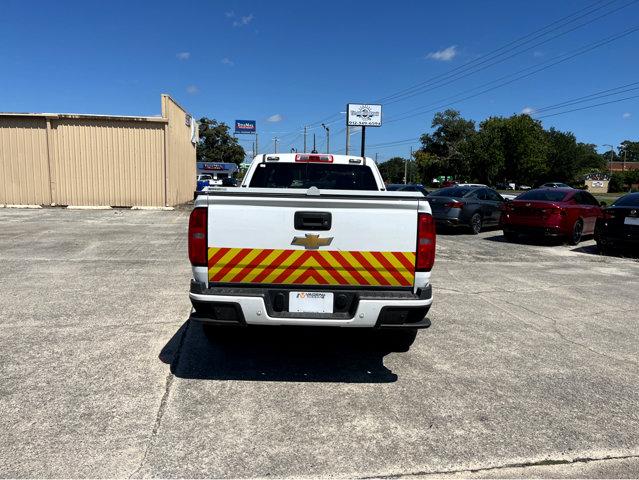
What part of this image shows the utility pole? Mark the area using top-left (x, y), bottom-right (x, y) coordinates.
top-left (255, 133), bottom-right (259, 156)
top-left (360, 126), bottom-right (366, 158)
top-left (375, 153), bottom-right (378, 162)
top-left (273, 137), bottom-right (278, 154)
top-left (321, 123), bottom-right (330, 153)
top-left (312, 134), bottom-right (317, 153)
top-left (303, 126), bottom-right (307, 152)
top-left (345, 126), bottom-right (350, 155)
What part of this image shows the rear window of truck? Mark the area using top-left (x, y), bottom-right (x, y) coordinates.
top-left (249, 163), bottom-right (378, 190)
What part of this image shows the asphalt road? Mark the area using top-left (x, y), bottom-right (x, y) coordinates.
top-left (1, 208), bottom-right (638, 478)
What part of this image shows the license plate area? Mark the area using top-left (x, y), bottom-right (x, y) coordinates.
top-left (288, 291), bottom-right (334, 313)
top-left (624, 217), bottom-right (639, 225)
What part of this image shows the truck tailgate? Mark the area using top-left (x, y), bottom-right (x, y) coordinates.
top-left (203, 190), bottom-right (423, 288)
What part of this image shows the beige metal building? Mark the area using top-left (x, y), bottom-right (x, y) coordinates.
top-left (0, 94), bottom-right (197, 207)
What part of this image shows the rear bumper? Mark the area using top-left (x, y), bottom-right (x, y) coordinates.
top-left (596, 232), bottom-right (639, 247)
top-left (189, 281), bottom-right (432, 329)
top-left (433, 211), bottom-right (463, 226)
top-left (503, 224), bottom-right (563, 237)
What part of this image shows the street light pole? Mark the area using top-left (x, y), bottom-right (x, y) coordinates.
top-left (603, 144), bottom-right (614, 174)
top-left (321, 123), bottom-right (330, 153)
top-left (303, 126), bottom-right (307, 153)
top-left (273, 137), bottom-right (278, 154)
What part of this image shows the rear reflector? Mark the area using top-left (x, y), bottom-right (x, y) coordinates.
top-left (295, 154), bottom-right (333, 163)
top-left (416, 213), bottom-right (436, 271)
top-left (188, 207), bottom-right (208, 266)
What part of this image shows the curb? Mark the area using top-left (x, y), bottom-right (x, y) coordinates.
top-left (3, 204), bottom-right (42, 209)
top-left (131, 206), bottom-right (175, 211)
top-left (66, 205), bottom-right (113, 210)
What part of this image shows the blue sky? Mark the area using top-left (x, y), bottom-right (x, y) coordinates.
top-left (1, 0), bottom-right (638, 161)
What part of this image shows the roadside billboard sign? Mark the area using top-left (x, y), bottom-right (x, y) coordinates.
top-left (235, 120), bottom-right (256, 134)
top-left (347, 104), bottom-right (382, 127)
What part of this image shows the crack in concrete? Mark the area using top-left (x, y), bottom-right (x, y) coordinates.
top-left (497, 297), bottom-right (639, 368)
top-left (129, 316), bottom-right (191, 479)
top-left (364, 453), bottom-right (639, 479)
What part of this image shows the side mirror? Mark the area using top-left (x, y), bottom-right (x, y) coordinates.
top-left (600, 201), bottom-right (607, 207)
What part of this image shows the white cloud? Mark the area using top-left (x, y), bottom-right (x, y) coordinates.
top-left (176, 52), bottom-right (190, 61)
top-left (233, 13), bottom-right (254, 27)
top-left (522, 106), bottom-right (535, 115)
top-left (622, 112), bottom-right (631, 119)
top-left (426, 45), bottom-right (457, 61)
top-left (186, 85), bottom-right (199, 95)
top-left (533, 51), bottom-right (544, 58)
top-left (225, 10), bottom-right (235, 18)
top-left (267, 114), bottom-right (283, 123)
top-left (221, 57), bottom-right (235, 67)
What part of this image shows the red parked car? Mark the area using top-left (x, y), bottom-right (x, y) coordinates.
top-left (501, 188), bottom-right (603, 245)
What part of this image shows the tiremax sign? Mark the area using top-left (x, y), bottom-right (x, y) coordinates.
top-left (347, 104), bottom-right (382, 127)
top-left (234, 120), bottom-right (256, 134)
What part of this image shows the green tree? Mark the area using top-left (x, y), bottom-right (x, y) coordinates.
top-left (502, 114), bottom-right (548, 185)
top-left (413, 150), bottom-right (441, 185)
top-left (378, 157), bottom-right (406, 183)
top-left (619, 140), bottom-right (639, 162)
top-left (197, 118), bottom-right (245, 165)
top-left (544, 128), bottom-right (581, 183)
top-left (420, 109), bottom-right (476, 179)
top-left (467, 116), bottom-right (506, 185)
top-left (575, 143), bottom-right (606, 177)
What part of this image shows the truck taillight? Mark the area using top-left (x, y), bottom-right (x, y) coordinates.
top-left (416, 213), bottom-right (436, 271)
top-left (295, 154), bottom-right (333, 163)
top-left (188, 207), bottom-right (208, 266)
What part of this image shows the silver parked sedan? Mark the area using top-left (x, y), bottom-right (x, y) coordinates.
top-left (426, 186), bottom-right (506, 234)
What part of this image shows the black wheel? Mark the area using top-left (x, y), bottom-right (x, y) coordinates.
top-left (503, 230), bottom-right (518, 242)
top-left (379, 329), bottom-right (418, 352)
top-left (469, 213), bottom-right (482, 235)
top-left (568, 219), bottom-right (584, 245)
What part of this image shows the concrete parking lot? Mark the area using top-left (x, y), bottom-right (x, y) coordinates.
top-left (1, 207), bottom-right (638, 478)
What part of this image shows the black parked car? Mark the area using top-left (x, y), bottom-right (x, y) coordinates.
top-left (426, 186), bottom-right (506, 234)
top-left (595, 192), bottom-right (639, 252)
top-left (386, 183), bottom-right (429, 196)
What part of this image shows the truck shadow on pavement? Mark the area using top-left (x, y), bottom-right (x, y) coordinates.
top-left (483, 233), bottom-right (566, 246)
top-left (159, 320), bottom-right (408, 383)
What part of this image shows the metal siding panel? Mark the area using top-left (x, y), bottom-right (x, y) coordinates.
top-left (48, 118), bottom-right (164, 206)
top-left (163, 95), bottom-right (197, 206)
top-left (0, 117), bottom-right (49, 204)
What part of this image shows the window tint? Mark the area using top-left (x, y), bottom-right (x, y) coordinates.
top-left (581, 191), bottom-right (599, 206)
top-left (431, 187), bottom-right (473, 197)
top-left (475, 189), bottom-right (488, 200)
top-left (612, 193), bottom-right (639, 207)
top-left (485, 189), bottom-right (503, 201)
top-left (249, 163), bottom-right (379, 190)
top-left (517, 189), bottom-right (569, 202)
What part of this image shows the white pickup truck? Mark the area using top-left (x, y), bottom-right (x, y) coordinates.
top-left (188, 153), bottom-right (436, 348)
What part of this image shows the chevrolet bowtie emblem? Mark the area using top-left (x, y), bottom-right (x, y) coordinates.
top-left (291, 234), bottom-right (333, 250)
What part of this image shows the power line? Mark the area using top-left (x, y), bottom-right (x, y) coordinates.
top-left (530, 81), bottom-right (639, 113)
top-left (383, 25), bottom-right (639, 125)
top-left (376, 0), bottom-right (630, 105)
top-left (535, 93), bottom-right (639, 118)
top-left (379, 0), bottom-right (639, 106)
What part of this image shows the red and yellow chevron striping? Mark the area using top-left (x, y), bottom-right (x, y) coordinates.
top-left (207, 247), bottom-right (415, 287)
